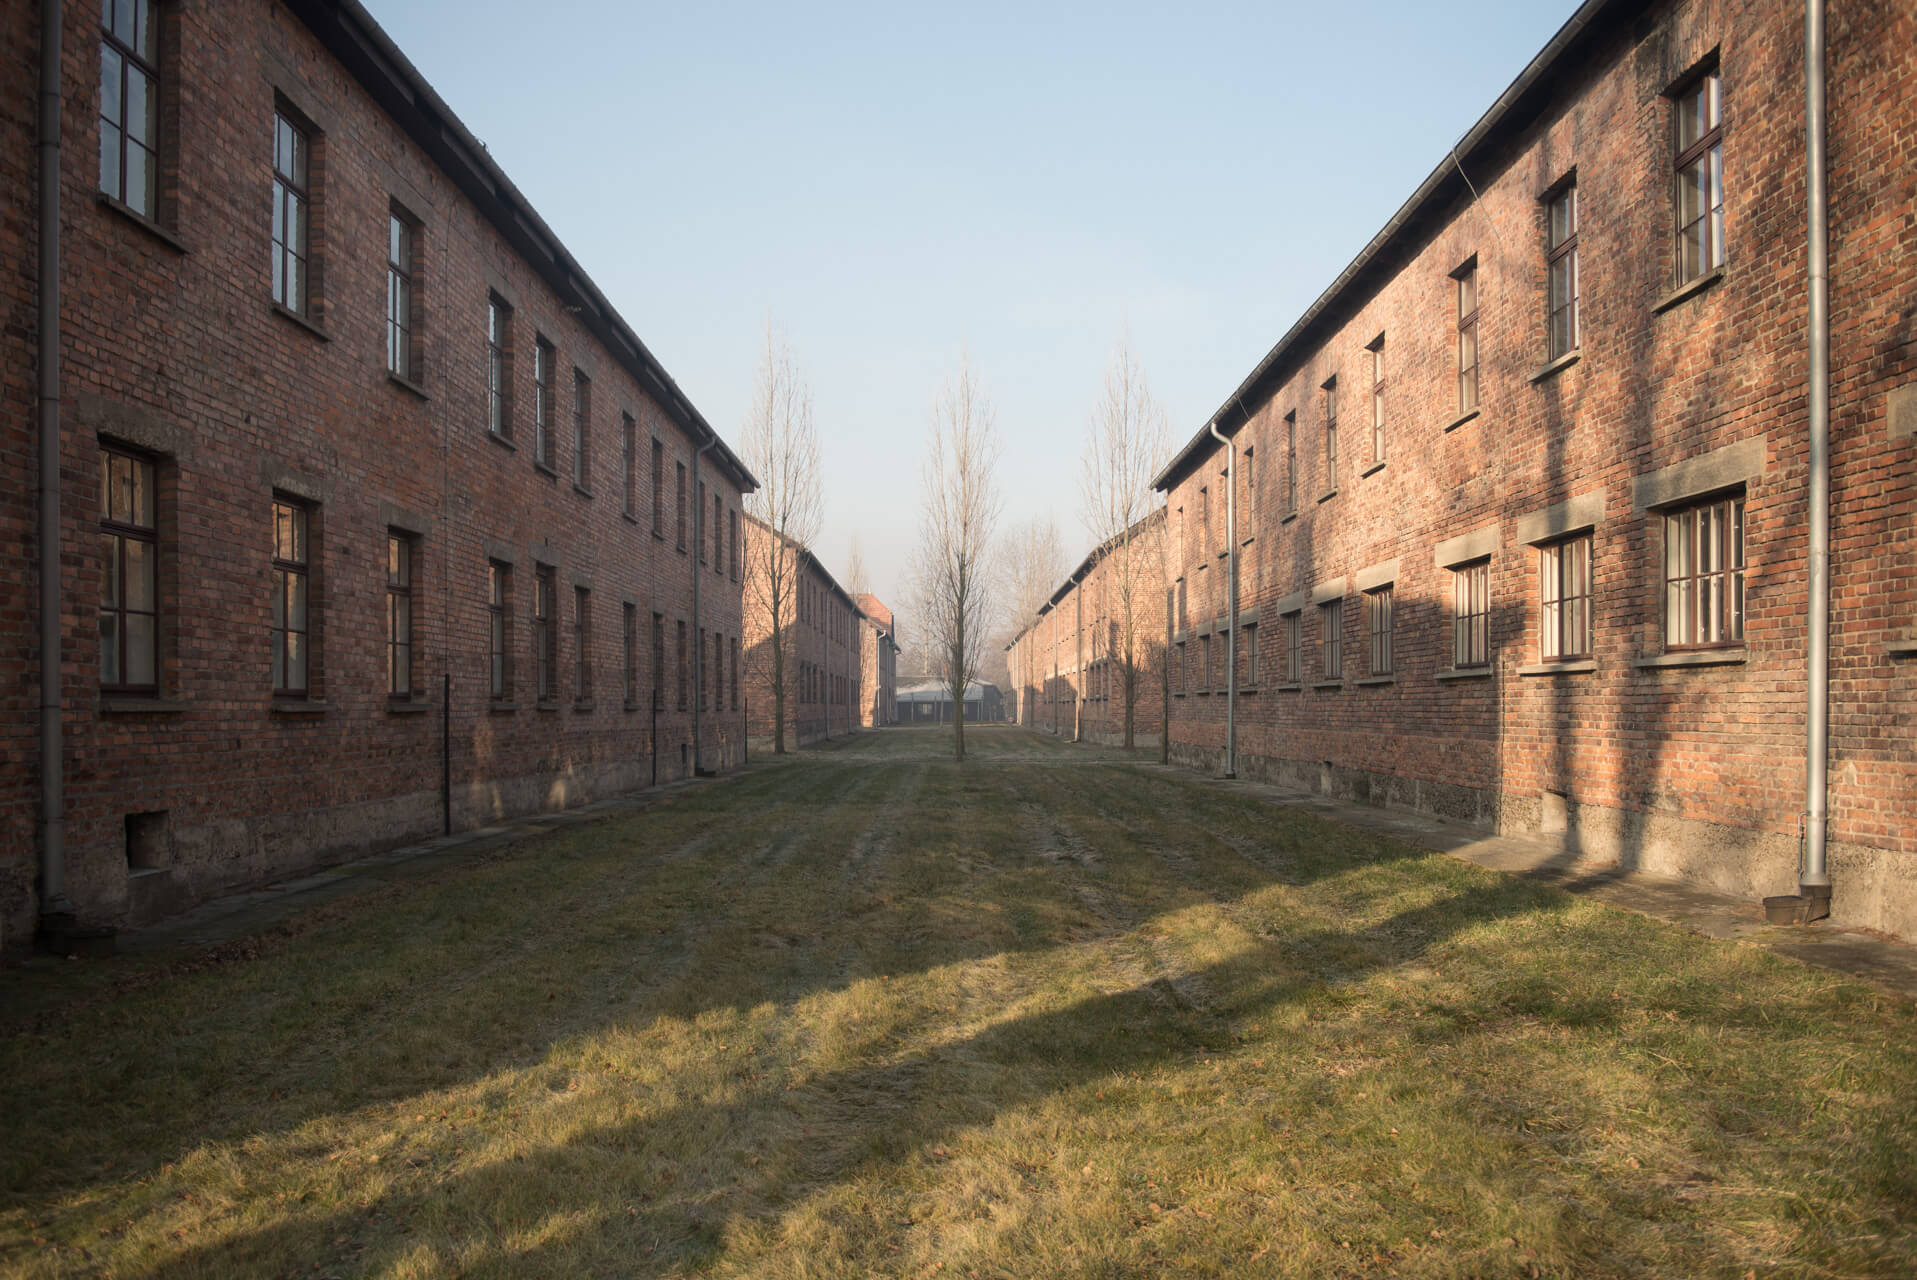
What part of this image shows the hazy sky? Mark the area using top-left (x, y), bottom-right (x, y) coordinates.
top-left (365, 0), bottom-right (1582, 618)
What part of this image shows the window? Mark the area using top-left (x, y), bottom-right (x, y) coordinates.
top-left (729, 509), bottom-right (741, 580)
top-left (622, 413), bottom-right (637, 516)
top-left (712, 631), bottom-right (722, 712)
top-left (386, 533), bottom-right (414, 697)
top-left (623, 603), bottom-right (637, 707)
top-left (1367, 336), bottom-right (1385, 464)
top-left (573, 586), bottom-right (591, 701)
top-left (676, 620), bottom-right (688, 711)
top-left (1174, 641), bottom-right (1186, 694)
top-left (271, 498), bottom-right (310, 696)
top-left (698, 628), bottom-right (709, 711)
top-left (697, 481), bottom-right (708, 565)
top-left (1453, 561), bottom-right (1490, 668)
top-left (1366, 586), bottom-right (1394, 677)
top-left (1323, 379), bottom-right (1338, 491)
top-left (271, 111), bottom-right (312, 314)
top-left (1200, 634), bottom-right (1212, 691)
top-left (651, 611), bottom-right (665, 710)
top-left (1665, 495), bottom-right (1744, 648)
top-left (1546, 183), bottom-right (1579, 357)
top-left (100, 446), bottom-right (158, 692)
top-left (651, 438), bottom-right (665, 536)
top-left (1242, 445), bottom-right (1255, 538)
top-left (1319, 599), bottom-right (1343, 681)
top-left (99, 0), bottom-right (159, 217)
top-left (386, 212), bottom-right (416, 380)
top-left (1539, 534), bottom-right (1593, 660)
top-left (1242, 622), bottom-right (1259, 686)
top-left (1456, 261), bottom-right (1479, 413)
top-left (730, 637), bottom-right (740, 710)
top-left (1283, 611), bottom-right (1302, 683)
top-left (1285, 412), bottom-right (1298, 514)
top-left (488, 560), bottom-right (511, 700)
top-left (713, 492), bottom-right (724, 576)
top-left (533, 565), bottom-right (557, 702)
top-left (675, 462), bottom-right (687, 550)
top-left (487, 295), bottom-right (512, 439)
top-left (573, 369), bottom-right (591, 489)
top-left (1673, 69), bottom-right (1724, 284)
top-left (533, 337), bottom-right (554, 469)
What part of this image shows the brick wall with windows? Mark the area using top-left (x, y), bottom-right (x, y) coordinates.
top-left (1007, 0), bottom-right (1917, 938)
top-left (739, 518), bottom-right (868, 750)
top-left (0, 0), bottom-right (755, 949)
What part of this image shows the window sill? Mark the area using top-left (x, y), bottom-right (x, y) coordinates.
top-left (573, 700), bottom-right (596, 713)
top-left (1361, 460), bottom-right (1385, 478)
top-left (387, 698), bottom-right (433, 715)
top-left (489, 700), bottom-right (519, 713)
top-left (1518, 658), bottom-right (1596, 676)
top-left (1172, 691), bottom-right (1186, 698)
top-left (1355, 675), bottom-right (1395, 686)
top-left (624, 698), bottom-right (642, 712)
top-left (1443, 408), bottom-right (1481, 433)
top-left (1274, 682), bottom-right (1302, 692)
top-left (97, 193), bottom-right (189, 253)
top-left (676, 543), bottom-right (687, 555)
top-left (270, 698), bottom-right (329, 715)
top-left (533, 461), bottom-right (559, 481)
top-left (535, 699), bottom-right (561, 712)
top-left (1435, 666), bottom-right (1494, 681)
top-left (1316, 489), bottom-right (1338, 504)
top-left (622, 511), bottom-right (640, 525)
top-left (1310, 680), bottom-right (1344, 691)
top-left (1529, 349), bottom-right (1582, 383)
top-left (487, 430), bottom-right (517, 453)
top-left (573, 484), bottom-right (593, 499)
top-left (388, 371), bottom-right (430, 400)
top-left (270, 301), bottom-right (331, 342)
top-left (99, 696), bottom-right (190, 715)
top-left (1633, 648), bottom-right (1746, 670)
top-left (1653, 267), bottom-right (1725, 315)
top-left (1281, 511), bottom-right (1298, 525)
top-left (1887, 633), bottom-right (1917, 658)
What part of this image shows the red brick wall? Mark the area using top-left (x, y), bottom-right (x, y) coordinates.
top-left (740, 524), bottom-right (861, 749)
top-left (2, 0), bottom-right (749, 948)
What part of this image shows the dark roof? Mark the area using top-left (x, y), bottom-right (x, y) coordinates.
top-left (1152, 0), bottom-right (1642, 492)
top-left (285, 0), bottom-right (757, 493)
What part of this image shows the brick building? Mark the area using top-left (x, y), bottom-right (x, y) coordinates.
top-left (854, 593), bottom-right (901, 728)
top-left (740, 518), bottom-right (865, 751)
top-left (5, 0), bottom-right (755, 951)
top-left (1015, 0), bottom-right (1917, 939)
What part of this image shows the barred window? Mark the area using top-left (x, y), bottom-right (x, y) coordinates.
top-left (386, 533), bottom-right (414, 697)
top-left (533, 337), bottom-right (554, 469)
top-left (1456, 261), bottom-right (1479, 413)
top-left (1284, 611), bottom-right (1302, 683)
top-left (1540, 534), bottom-right (1593, 660)
top-left (1322, 379), bottom-right (1339, 491)
top-left (1546, 183), bottom-right (1580, 358)
top-left (573, 370), bottom-right (591, 489)
top-left (487, 295), bottom-right (512, 438)
top-left (1319, 599), bottom-right (1343, 681)
top-left (271, 499), bottom-right (310, 695)
top-left (488, 560), bottom-right (511, 700)
top-left (1368, 336), bottom-right (1385, 464)
top-left (1367, 586), bottom-right (1393, 677)
top-left (573, 586), bottom-right (591, 701)
top-left (533, 565), bottom-right (557, 702)
top-left (100, 447), bottom-right (158, 693)
top-left (1665, 495), bottom-right (1744, 648)
top-left (1452, 561), bottom-right (1490, 668)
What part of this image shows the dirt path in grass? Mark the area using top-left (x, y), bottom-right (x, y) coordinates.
top-left (3, 725), bottom-right (1914, 1280)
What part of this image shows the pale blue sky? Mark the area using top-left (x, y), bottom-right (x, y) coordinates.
top-left (365, 0), bottom-right (1583, 615)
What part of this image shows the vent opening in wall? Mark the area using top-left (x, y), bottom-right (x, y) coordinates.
top-left (126, 811), bottom-right (169, 871)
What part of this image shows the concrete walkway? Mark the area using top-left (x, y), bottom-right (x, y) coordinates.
top-left (1148, 762), bottom-right (1917, 1001)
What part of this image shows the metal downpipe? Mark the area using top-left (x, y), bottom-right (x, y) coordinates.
top-left (1209, 421), bottom-right (1237, 779)
top-left (37, 0), bottom-right (73, 927)
top-left (1801, 0), bottom-right (1831, 906)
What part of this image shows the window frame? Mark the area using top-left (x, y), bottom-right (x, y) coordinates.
top-left (1284, 411), bottom-right (1298, 515)
top-left (1367, 336), bottom-right (1386, 465)
top-left (1539, 532), bottom-right (1594, 661)
top-left (675, 461), bottom-right (687, 551)
top-left (573, 585), bottom-right (592, 702)
top-left (1545, 181), bottom-right (1580, 358)
top-left (385, 209), bottom-right (418, 381)
top-left (99, 445), bottom-right (160, 695)
top-left (271, 496), bottom-right (312, 697)
top-left (1452, 559), bottom-right (1491, 669)
top-left (270, 109), bottom-right (313, 316)
top-left (487, 294), bottom-right (513, 440)
top-left (621, 412), bottom-right (637, 517)
top-left (533, 564), bottom-right (557, 703)
top-left (652, 611), bottom-right (666, 711)
top-left (1672, 66), bottom-right (1725, 286)
top-left (676, 619), bottom-right (688, 711)
top-left (386, 531), bottom-right (416, 699)
top-left (1663, 493), bottom-right (1745, 650)
top-left (1319, 598), bottom-right (1344, 682)
top-left (532, 336), bottom-right (555, 470)
top-left (98, 0), bottom-right (161, 219)
top-left (1366, 585), bottom-right (1394, 677)
top-left (1322, 378), bottom-right (1339, 492)
top-left (488, 559), bottom-right (512, 701)
top-left (1455, 259), bottom-right (1480, 414)
top-left (572, 368), bottom-right (592, 490)
top-left (1283, 610), bottom-right (1302, 683)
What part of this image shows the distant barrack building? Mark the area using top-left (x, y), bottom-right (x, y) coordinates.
top-left (4, 0), bottom-right (757, 953)
top-left (1009, 0), bottom-right (1917, 940)
top-left (896, 679), bottom-right (1005, 726)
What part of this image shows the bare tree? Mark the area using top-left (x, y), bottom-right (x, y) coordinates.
top-left (844, 535), bottom-right (868, 599)
top-left (995, 515), bottom-right (1067, 722)
top-left (1080, 336), bottom-right (1170, 750)
top-left (741, 324), bottom-right (822, 754)
top-left (912, 356), bottom-right (1002, 761)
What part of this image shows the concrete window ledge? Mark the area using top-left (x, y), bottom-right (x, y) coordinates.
top-left (1443, 408), bottom-right (1481, 433)
top-left (270, 301), bottom-right (330, 342)
top-left (1317, 488), bottom-right (1339, 504)
top-left (1632, 649), bottom-right (1746, 670)
top-left (387, 372), bottom-right (430, 401)
top-left (1886, 633), bottom-right (1917, 657)
top-left (1434, 667), bottom-right (1493, 681)
top-left (1274, 683), bottom-right (1303, 692)
top-left (1652, 267), bottom-right (1725, 314)
top-left (573, 700), bottom-right (596, 713)
top-left (1361, 460), bottom-right (1386, 478)
top-left (1355, 675), bottom-right (1396, 686)
top-left (487, 430), bottom-right (517, 453)
top-left (1281, 511), bottom-right (1299, 525)
top-left (1529, 349), bottom-right (1582, 383)
top-left (98, 193), bottom-right (189, 253)
top-left (1517, 659), bottom-right (1596, 676)
top-left (269, 699), bottom-right (330, 715)
top-left (99, 697), bottom-right (191, 715)
top-left (1310, 680), bottom-right (1344, 691)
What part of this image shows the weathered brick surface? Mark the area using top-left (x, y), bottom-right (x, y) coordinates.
top-left (1016, 0), bottom-right (1917, 937)
top-left (2, 0), bottom-right (751, 950)
top-left (853, 594), bottom-right (899, 729)
top-left (740, 520), bottom-right (864, 750)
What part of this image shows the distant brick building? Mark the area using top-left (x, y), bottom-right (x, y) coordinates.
top-left (740, 518), bottom-right (864, 750)
top-left (854, 594), bottom-right (900, 728)
top-left (5, 0), bottom-right (754, 951)
top-left (1014, 0), bottom-right (1917, 939)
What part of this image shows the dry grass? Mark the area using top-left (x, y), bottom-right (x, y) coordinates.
top-left (2, 726), bottom-right (1913, 1278)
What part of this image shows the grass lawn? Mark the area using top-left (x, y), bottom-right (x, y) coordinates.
top-left (2, 726), bottom-right (1913, 1278)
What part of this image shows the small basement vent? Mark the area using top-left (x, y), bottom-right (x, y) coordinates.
top-left (125, 811), bottom-right (169, 870)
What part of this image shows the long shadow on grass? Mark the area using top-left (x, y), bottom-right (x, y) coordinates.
top-left (144, 874), bottom-right (1579, 1277)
